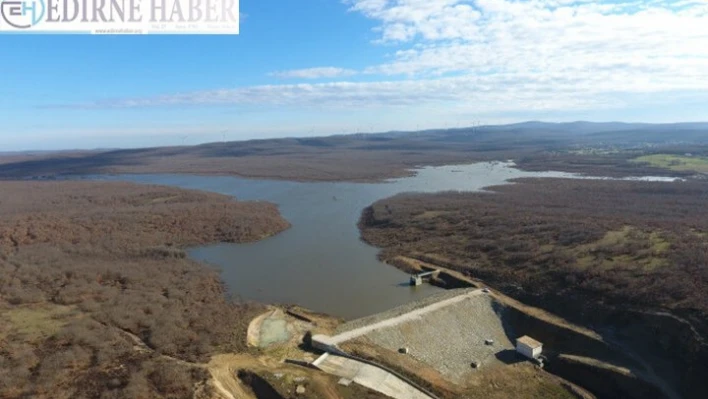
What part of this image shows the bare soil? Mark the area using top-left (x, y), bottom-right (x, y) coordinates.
top-left (208, 353), bottom-right (391, 399)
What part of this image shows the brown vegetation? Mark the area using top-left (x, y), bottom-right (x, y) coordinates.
top-left (0, 181), bottom-right (290, 399)
top-left (360, 178), bottom-right (708, 398)
top-left (2, 124), bottom-right (706, 182)
top-left (0, 138), bottom-right (493, 182)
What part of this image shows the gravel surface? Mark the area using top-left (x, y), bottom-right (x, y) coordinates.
top-left (336, 289), bottom-right (477, 334)
top-left (337, 290), bottom-right (515, 383)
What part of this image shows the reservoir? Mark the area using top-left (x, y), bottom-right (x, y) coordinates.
top-left (96, 162), bottom-right (678, 319)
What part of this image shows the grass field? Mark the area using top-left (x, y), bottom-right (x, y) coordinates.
top-left (0, 304), bottom-right (79, 344)
top-left (633, 154), bottom-right (708, 173)
top-left (568, 226), bottom-right (670, 272)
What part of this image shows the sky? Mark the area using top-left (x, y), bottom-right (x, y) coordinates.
top-left (1, 0), bottom-right (708, 151)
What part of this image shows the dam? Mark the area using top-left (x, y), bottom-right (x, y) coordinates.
top-left (313, 289), bottom-right (517, 384)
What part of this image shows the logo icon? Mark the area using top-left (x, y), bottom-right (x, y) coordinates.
top-left (1, 0), bottom-right (45, 29)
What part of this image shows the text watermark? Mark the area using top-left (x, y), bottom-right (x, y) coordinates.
top-left (0, 0), bottom-right (239, 34)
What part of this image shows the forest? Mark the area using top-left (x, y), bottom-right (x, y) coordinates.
top-left (0, 181), bottom-right (289, 399)
top-left (361, 178), bottom-right (708, 325)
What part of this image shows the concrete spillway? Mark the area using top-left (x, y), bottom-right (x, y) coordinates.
top-left (312, 353), bottom-right (434, 399)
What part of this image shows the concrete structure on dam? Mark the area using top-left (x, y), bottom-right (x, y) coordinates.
top-left (409, 270), bottom-right (440, 286)
top-left (312, 289), bottom-right (518, 385)
top-left (516, 335), bottom-right (544, 360)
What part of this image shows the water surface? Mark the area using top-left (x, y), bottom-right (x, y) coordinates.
top-left (97, 162), bottom-right (677, 319)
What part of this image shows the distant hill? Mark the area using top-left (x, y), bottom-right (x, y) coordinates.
top-left (412, 121), bottom-right (708, 145)
top-left (1, 121), bottom-right (707, 181)
top-left (273, 121), bottom-right (708, 143)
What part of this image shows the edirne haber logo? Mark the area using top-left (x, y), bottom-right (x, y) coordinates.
top-left (0, 0), bottom-right (238, 34)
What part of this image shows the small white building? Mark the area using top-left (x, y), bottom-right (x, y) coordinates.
top-left (516, 336), bottom-right (543, 359)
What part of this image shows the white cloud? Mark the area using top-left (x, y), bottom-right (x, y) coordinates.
top-left (68, 71), bottom-right (697, 112)
top-left (352, 0), bottom-right (708, 79)
top-left (270, 67), bottom-right (357, 79)
top-left (62, 0), bottom-right (708, 118)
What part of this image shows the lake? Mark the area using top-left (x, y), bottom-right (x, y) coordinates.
top-left (95, 162), bottom-right (679, 319)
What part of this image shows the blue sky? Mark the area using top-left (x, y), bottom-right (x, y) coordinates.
top-left (1, 0), bottom-right (708, 151)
